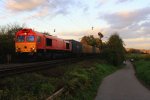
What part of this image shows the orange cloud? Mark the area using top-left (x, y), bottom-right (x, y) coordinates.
top-left (124, 37), bottom-right (150, 42)
top-left (118, 11), bottom-right (130, 18)
top-left (6, 0), bottom-right (46, 11)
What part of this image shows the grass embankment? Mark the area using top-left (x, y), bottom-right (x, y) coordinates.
top-left (128, 54), bottom-right (150, 87)
top-left (135, 60), bottom-right (150, 86)
top-left (59, 61), bottom-right (117, 100)
top-left (0, 59), bottom-right (117, 100)
top-left (134, 60), bottom-right (150, 87)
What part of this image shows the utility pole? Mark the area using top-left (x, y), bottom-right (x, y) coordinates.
top-left (92, 26), bottom-right (94, 30)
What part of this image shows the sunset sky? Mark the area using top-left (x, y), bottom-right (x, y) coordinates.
top-left (0, 0), bottom-right (150, 49)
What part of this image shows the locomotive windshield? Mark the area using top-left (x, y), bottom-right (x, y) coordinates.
top-left (27, 36), bottom-right (35, 42)
top-left (17, 36), bottom-right (25, 42)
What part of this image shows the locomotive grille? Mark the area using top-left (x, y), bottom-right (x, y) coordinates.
top-left (15, 43), bottom-right (36, 53)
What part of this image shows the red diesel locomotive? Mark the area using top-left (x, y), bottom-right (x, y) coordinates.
top-left (15, 29), bottom-right (72, 54)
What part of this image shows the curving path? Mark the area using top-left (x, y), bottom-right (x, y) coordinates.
top-left (95, 61), bottom-right (150, 100)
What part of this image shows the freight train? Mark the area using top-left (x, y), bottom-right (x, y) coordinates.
top-left (15, 28), bottom-right (100, 58)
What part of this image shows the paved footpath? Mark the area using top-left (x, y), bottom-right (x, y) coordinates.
top-left (95, 61), bottom-right (150, 100)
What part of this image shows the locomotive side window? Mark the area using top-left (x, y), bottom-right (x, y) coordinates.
top-left (46, 38), bottom-right (52, 46)
top-left (17, 36), bottom-right (25, 42)
top-left (27, 36), bottom-right (35, 42)
top-left (66, 43), bottom-right (70, 49)
top-left (37, 36), bottom-right (41, 43)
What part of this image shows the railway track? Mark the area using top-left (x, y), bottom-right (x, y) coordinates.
top-left (0, 58), bottom-right (79, 78)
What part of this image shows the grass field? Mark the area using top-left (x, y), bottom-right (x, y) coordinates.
top-left (135, 60), bottom-right (150, 86)
top-left (0, 59), bottom-right (118, 100)
top-left (128, 53), bottom-right (150, 87)
top-left (126, 53), bottom-right (150, 61)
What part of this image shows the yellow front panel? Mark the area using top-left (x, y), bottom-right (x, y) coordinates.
top-left (15, 42), bottom-right (36, 53)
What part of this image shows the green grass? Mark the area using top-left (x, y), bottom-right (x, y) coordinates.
top-left (58, 61), bottom-right (117, 100)
top-left (0, 59), bottom-right (118, 100)
top-left (135, 60), bottom-right (150, 85)
top-left (126, 53), bottom-right (150, 61)
top-left (128, 54), bottom-right (150, 86)
top-left (0, 73), bottom-right (58, 100)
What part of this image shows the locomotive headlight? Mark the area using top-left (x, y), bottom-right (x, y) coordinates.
top-left (31, 48), bottom-right (34, 50)
top-left (16, 48), bottom-right (21, 52)
top-left (30, 47), bottom-right (36, 52)
top-left (31, 47), bottom-right (35, 50)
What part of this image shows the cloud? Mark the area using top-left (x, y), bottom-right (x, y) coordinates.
top-left (116, 0), bottom-right (134, 3)
top-left (124, 37), bottom-right (150, 43)
top-left (0, 16), bottom-right (7, 19)
top-left (98, 0), bottom-right (134, 4)
top-left (6, 0), bottom-right (46, 11)
top-left (98, 6), bottom-right (150, 38)
top-left (125, 43), bottom-right (150, 50)
top-left (100, 7), bottom-right (150, 29)
top-left (98, 7), bottom-right (150, 49)
top-left (5, 0), bottom-right (78, 18)
top-left (26, 6), bottom-right (49, 19)
top-left (124, 37), bottom-right (150, 49)
top-left (98, 0), bottom-right (109, 5)
top-left (83, 6), bottom-right (89, 13)
top-left (97, 0), bottom-right (134, 5)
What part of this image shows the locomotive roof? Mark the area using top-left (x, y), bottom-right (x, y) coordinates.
top-left (16, 28), bottom-right (70, 41)
top-left (17, 28), bottom-right (52, 36)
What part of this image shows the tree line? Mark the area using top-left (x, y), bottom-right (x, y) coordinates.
top-left (81, 33), bottom-right (126, 66)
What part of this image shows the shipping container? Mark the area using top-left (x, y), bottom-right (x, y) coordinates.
top-left (82, 44), bottom-right (93, 53)
top-left (67, 40), bottom-right (82, 54)
top-left (95, 47), bottom-right (100, 53)
top-left (92, 46), bottom-right (96, 53)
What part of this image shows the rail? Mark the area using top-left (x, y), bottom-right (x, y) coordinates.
top-left (0, 58), bottom-right (78, 77)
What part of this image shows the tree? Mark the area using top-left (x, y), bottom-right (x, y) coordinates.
top-left (127, 48), bottom-right (141, 54)
top-left (81, 35), bottom-right (95, 46)
top-left (102, 33), bottom-right (125, 66)
top-left (80, 35), bottom-right (102, 48)
top-left (0, 24), bottom-right (24, 63)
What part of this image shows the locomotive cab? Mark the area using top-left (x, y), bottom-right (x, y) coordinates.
top-left (15, 29), bottom-right (36, 53)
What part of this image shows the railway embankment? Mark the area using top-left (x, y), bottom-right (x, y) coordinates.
top-left (0, 58), bottom-right (118, 100)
